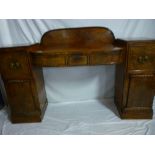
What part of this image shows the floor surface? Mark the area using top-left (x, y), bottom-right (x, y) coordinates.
top-left (0, 99), bottom-right (155, 135)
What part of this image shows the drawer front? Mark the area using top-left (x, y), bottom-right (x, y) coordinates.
top-left (68, 54), bottom-right (88, 66)
top-left (0, 52), bottom-right (31, 79)
top-left (90, 53), bottom-right (122, 65)
top-left (128, 46), bottom-right (155, 71)
top-left (32, 54), bottom-right (66, 67)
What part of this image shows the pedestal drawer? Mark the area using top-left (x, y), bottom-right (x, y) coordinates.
top-left (0, 51), bottom-right (31, 79)
top-left (128, 46), bottom-right (155, 71)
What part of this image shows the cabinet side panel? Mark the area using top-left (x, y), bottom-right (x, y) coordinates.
top-left (32, 66), bottom-right (47, 111)
top-left (115, 64), bottom-right (125, 110)
top-left (114, 39), bottom-right (128, 114)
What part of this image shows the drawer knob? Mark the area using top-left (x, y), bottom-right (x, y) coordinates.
top-left (144, 55), bottom-right (149, 61)
top-left (71, 54), bottom-right (82, 61)
top-left (9, 61), bottom-right (21, 69)
top-left (137, 55), bottom-right (149, 64)
top-left (137, 56), bottom-right (144, 64)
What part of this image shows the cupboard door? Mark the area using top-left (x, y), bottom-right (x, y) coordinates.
top-left (5, 80), bottom-right (37, 115)
top-left (127, 75), bottom-right (155, 108)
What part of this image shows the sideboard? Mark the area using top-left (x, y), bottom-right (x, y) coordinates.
top-left (0, 27), bottom-right (155, 123)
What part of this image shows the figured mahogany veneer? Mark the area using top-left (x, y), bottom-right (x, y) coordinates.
top-left (0, 27), bottom-right (155, 123)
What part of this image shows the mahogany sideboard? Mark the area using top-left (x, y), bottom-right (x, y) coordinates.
top-left (0, 27), bottom-right (155, 123)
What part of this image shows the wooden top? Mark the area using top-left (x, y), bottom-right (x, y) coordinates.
top-left (32, 45), bottom-right (122, 55)
top-left (30, 27), bottom-right (121, 54)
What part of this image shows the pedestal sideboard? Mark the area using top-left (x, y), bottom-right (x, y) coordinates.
top-left (0, 27), bottom-right (154, 123)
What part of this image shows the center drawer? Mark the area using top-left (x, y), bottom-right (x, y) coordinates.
top-left (68, 54), bottom-right (88, 66)
top-left (128, 46), bottom-right (155, 71)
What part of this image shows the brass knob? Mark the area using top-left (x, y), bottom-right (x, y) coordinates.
top-left (144, 55), bottom-right (149, 61)
top-left (137, 56), bottom-right (144, 64)
top-left (9, 61), bottom-right (21, 69)
top-left (10, 62), bottom-right (16, 69)
top-left (137, 55), bottom-right (149, 64)
top-left (15, 62), bottom-right (21, 67)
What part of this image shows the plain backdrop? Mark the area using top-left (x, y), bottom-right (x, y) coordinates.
top-left (0, 19), bottom-right (155, 135)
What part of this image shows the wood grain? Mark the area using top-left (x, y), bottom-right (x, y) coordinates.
top-left (0, 27), bottom-right (155, 123)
